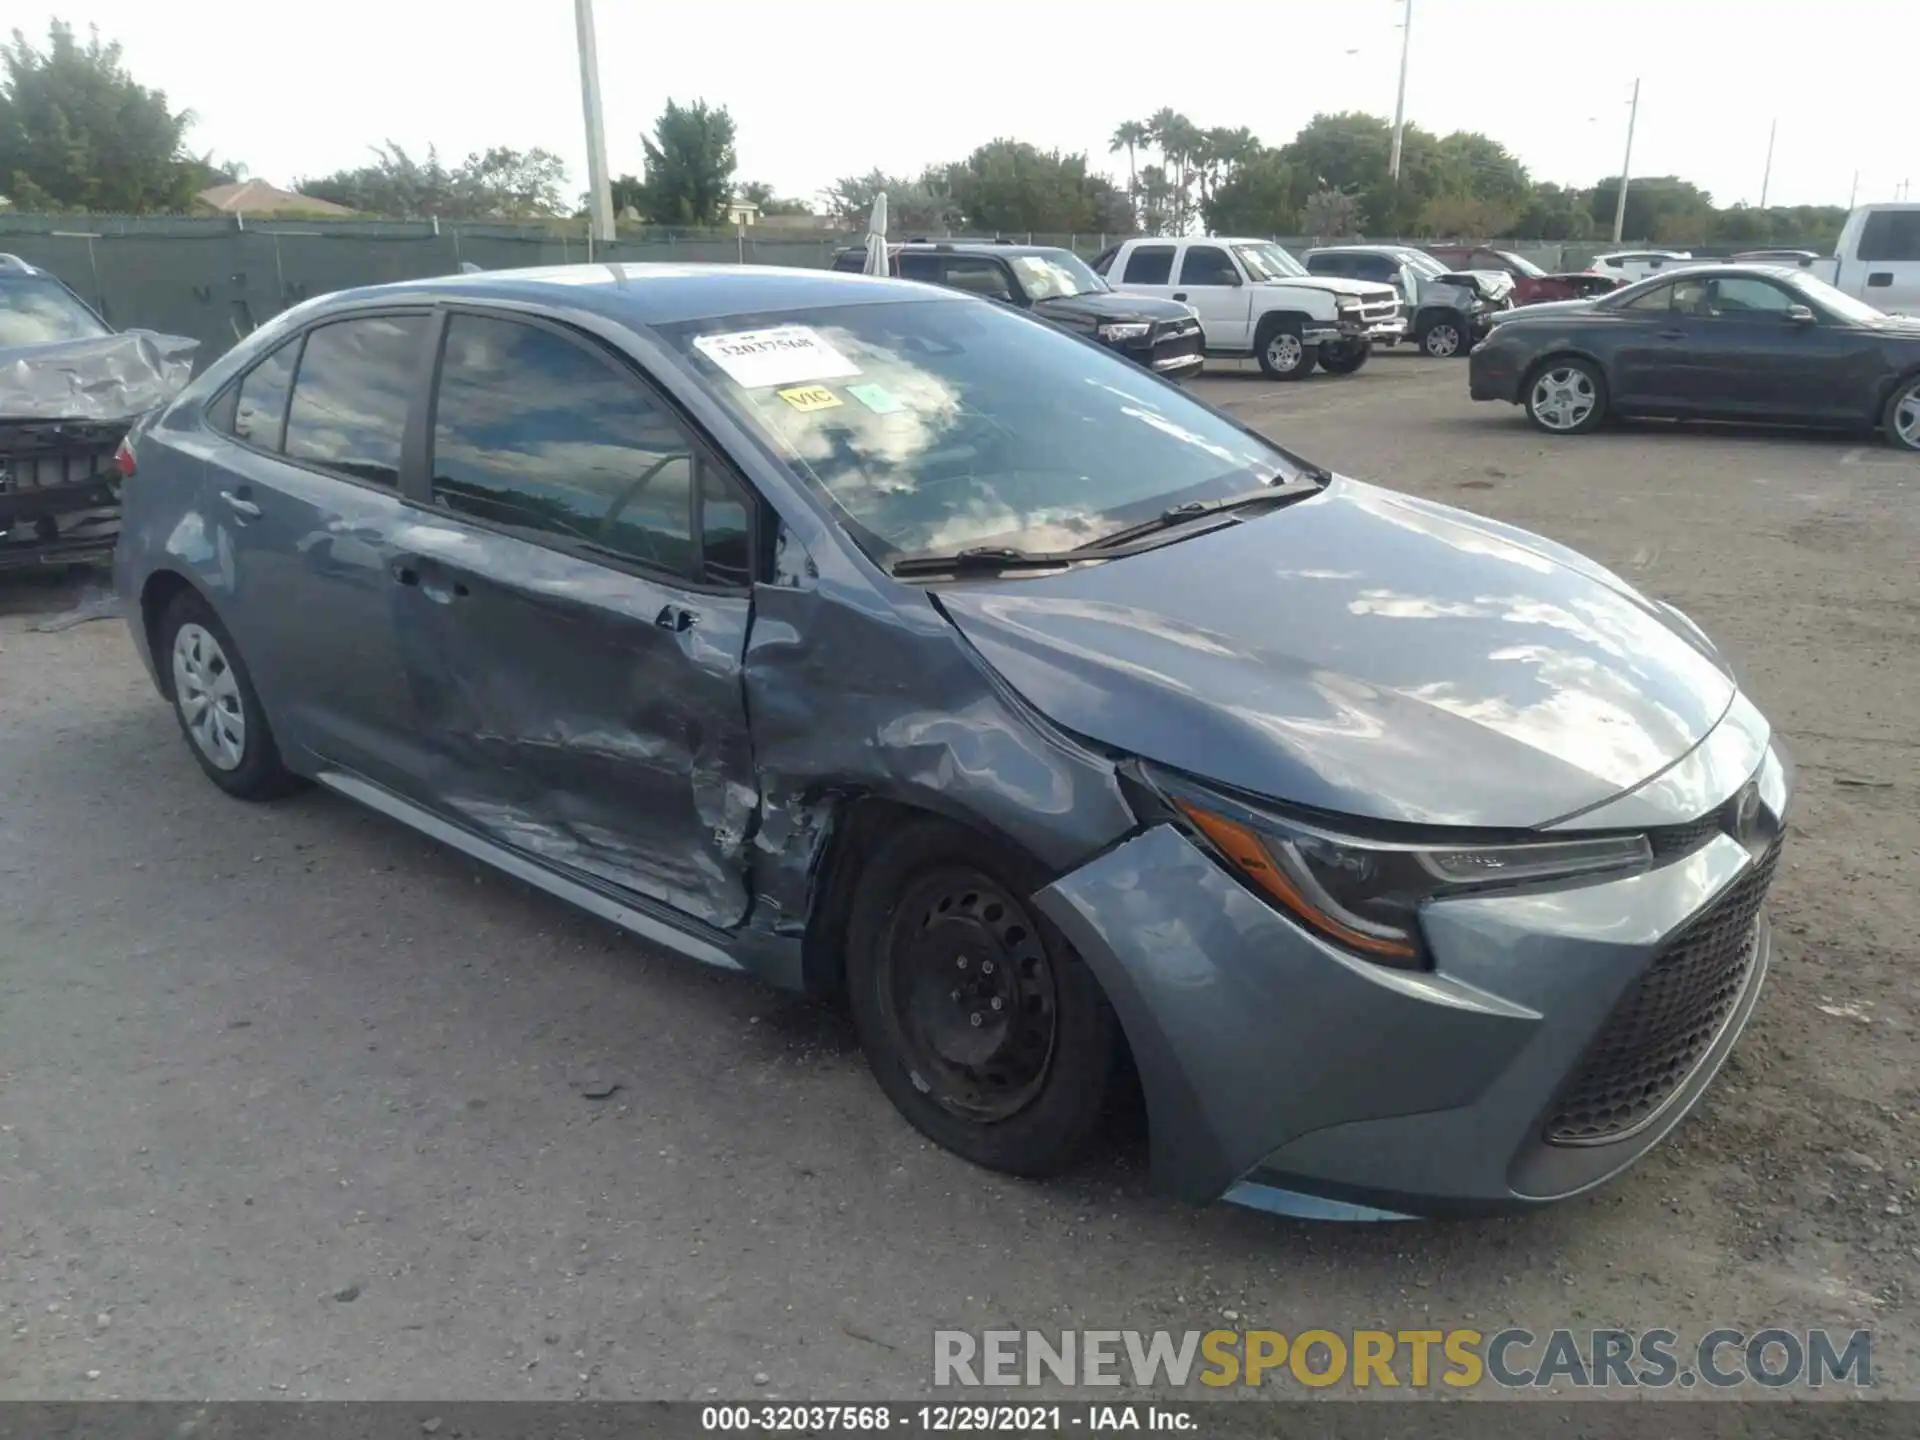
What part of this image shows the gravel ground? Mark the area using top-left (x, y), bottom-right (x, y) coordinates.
top-left (2, 353), bottom-right (1915, 1401)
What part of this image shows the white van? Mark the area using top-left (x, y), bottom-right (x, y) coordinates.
top-left (1822, 204), bottom-right (1920, 316)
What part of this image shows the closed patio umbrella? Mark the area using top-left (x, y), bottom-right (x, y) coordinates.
top-left (864, 193), bottom-right (889, 277)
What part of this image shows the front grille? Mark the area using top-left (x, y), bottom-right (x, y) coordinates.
top-left (1647, 809), bottom-right (1724, 860)
top-left (1543, 835), bottom-right (1782, 1145)
top-left (1357, 297), bottom-right (1401, 323)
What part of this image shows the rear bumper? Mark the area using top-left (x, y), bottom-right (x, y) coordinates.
top-left (1035, 738), bottom-right (1790, 1217)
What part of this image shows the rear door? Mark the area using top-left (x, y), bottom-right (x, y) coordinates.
top-left (390, 307), bottom-right (760, 928)
top-left (1115, 243), bottom-right (1178, 305)
top-left (1849, 209), bottom-right (1920, 315)
top-left (205, 311), bottom-right (436, 790)
top-left (1171, 243), bottom-right (1252, 349)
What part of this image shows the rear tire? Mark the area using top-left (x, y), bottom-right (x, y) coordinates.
top-left (1317, 343), bottom-right (1371, 375)
top-left (1256, 321), bottom-right (1315, 380)
top-left (158, 589), bottom-right (305, 800)
top-left (845, 817), bottom-right (1119, 1177)
top-left (1523, 357), bottom-right (1609, 436)
top-left (1884, 375), bottom-right (1920, 452)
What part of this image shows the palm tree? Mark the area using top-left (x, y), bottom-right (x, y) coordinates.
top-left (1148, 110), bottom-right (1202, 233)
top-left (1109, 120), bottom-right (1149, 202)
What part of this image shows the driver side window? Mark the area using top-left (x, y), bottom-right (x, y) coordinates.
top-left (431, 313), bottom-right (745, 583)
top-left (1705, 277), bottom-right (1797, 316)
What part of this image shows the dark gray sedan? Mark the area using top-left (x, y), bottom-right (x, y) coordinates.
top-left (115, 264), bottom-right (1791, 1219)
top-left (1470, 263), bottom-right (1920, 449)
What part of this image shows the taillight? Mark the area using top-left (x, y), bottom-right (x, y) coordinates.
top-left (114, 439), bottom-right (136, 478)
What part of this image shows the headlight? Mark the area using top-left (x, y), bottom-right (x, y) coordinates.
top-left (1097, 321), bottom-right (1152, 341)
top-left (1139, 766), bottom-right (1651, 968)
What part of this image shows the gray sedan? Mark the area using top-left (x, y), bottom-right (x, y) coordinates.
top-left (113, 264), bottom-right (1790, 1219)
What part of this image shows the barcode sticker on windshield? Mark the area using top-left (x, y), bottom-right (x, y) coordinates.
top-left (694, 326), bottom-right (860, 388)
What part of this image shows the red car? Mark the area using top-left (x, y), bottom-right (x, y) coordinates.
top-left (1426, 245), bottom-right (1624, 306)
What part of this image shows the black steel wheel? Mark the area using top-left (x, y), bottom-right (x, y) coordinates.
top-left (846, 818), bottom-right (1119, 1176)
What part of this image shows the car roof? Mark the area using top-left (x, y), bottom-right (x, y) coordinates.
top-left (1305, 245), bottom-right (1416, 256)
top-left (291, 262), bottom-right (954, 327)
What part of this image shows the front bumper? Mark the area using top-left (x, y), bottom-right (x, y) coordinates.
top-left (1035, 737), bottom-right (1790, 1217)
top-left (1468, 344), bottom-right (1525, 403)
top-left (1308, 312), bottom-right (1408, 347)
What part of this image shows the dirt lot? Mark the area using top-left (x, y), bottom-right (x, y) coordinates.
top-left (2, 353), bottom-right (1915, 1401)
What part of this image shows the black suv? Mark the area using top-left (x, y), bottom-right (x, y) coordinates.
top-left (831, 241), bottom-right (1204, 380)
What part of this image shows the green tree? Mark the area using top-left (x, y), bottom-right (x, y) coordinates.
top-left (1418, 193), bottom-right (1519, 240)
top-left (821, 168), bottom-right (959, 233)
top-left (0, 21), bottom-right (217, 212)
top-left (1108, 120), bottom-right (1149, 208)
top-left (945, 139), bottom-right (1109, 233)
top-left (638, 98), bottom-right (737, 225)
top-left (1203, 148), bottom-right (1298, 236)
top-left (1587, 175), bottom-right (1715, 244)
top-left (298, 143), bottom-right (568, 219)
top-left (737, 180), bottom-right (811, 217)
top-left (1303, 187), bottom-right (1364, 239)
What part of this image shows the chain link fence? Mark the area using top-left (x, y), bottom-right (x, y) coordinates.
top-left (0, 213), bottom-right (1642, 368)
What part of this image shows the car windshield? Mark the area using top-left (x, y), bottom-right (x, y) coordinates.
top-left (1233, 243), bottom-right (1307, 281)
top-left (664, 299), bottom-right (1295, 564)
top-left (1497, 251), bottom-right (1546, 277)
top-left (1399, 251), bottom-right (1448, 277)
top-left (1008, 251), bottom-right (1106, 300)
top-left (1788, 273), bottom-right (1887, 325)
top-left (0, 277), bottom-right (111, 347)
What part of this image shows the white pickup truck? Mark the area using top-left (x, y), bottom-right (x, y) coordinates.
top-left (1813, 204), bottom-right (1920, 316)
top-left (1091, 237), bottom-right (1405, 379)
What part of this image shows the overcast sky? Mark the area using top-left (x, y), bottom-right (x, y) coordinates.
top-left (39, 1), bottom-right (1909, 213)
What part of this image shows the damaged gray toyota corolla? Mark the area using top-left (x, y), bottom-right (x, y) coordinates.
top-left (115, 264), bottom-right (1790, 1219)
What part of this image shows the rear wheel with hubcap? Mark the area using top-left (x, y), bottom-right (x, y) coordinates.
top-left (159, 590), bottom-right (304, 799)
top-left (846, 818), bottom-right (1119, 1176)
top-left (1418, 313), bottom-right (1468, 358)
top-left (1256, 321), bottom-right (1316, 380)
top-left (1524, 358), bottom-right (1608, 436)
top-left (1884, 375), bottom-right (1920, 452)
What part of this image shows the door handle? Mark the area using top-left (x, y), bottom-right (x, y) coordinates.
top-left (1173, 292), bottom-right (1188, 302)
top-left (654, 603), bottom-right (698, 632)
top-left (218, 489), bottom-right (261, 519)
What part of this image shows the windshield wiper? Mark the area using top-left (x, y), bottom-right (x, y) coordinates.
top-left (889, 545), bottom-right (1079, 578)
top-left (1073, 475), bottom-right (1326, 553)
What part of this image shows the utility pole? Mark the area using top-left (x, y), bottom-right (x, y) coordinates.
top-left (1388, 0), bottom-right (1413, 181)
top-left (1759, 118), bottom-right (1776, 210)
top-left (1611, 77), bottom-right (1640, 245)
top-left (1849, 170), bottom-right (1859, 209)
top-left (575, 0), bottom-right (616, 245)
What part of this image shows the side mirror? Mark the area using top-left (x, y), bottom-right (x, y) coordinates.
top-left (1785, 304), bottom-right (1816, 325)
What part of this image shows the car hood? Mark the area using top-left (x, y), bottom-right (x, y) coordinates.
top-left (0, 329), bottom-right (200, 422)
top-left (1490, 297), bottom-right (1601, 326)
top-left (937, 478), bottom-right (1737, 829)
top-left (1271, 275), bottom-right (1394, 299)
top-left (1031, 292), bottom-right (1196, 324)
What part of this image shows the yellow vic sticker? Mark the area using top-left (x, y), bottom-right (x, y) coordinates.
top-left (777, 385), bottom-right (844, 412)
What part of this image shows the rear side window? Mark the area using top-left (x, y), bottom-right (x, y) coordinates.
top-left (941, 257), bottom-right (1014, 300)
top-left (1122, 246), bottom-right (1175, 284)
top-left (283, 315), bottom-right (425, 486)
top-left (1305, 253), bottom-right (1349, 276)
top-left (430, 313), bottom-right (752, 584)
top-left (228, 339), bottom-right (298, 450)
top-left (1858, 210), bottom-right (1920, 263)
top-left (897, 253), bottom-right (944, 283)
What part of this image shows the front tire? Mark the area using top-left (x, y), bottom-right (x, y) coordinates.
top-left (1524, 357), bottom-right (1609, 436)
top-left (1884, 375), bottom-right (1920, 452)
top-left (1256, 321), bottom-right (1316, 380)
top-left (845, 818), bottom-right (1119, 1177)
top-left (159, 589), bottom-right (304, 800)
top-left (1417, 313), bottom-right (1469, 358)
top-left (1317, 342), bottom-right (1371, 375)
